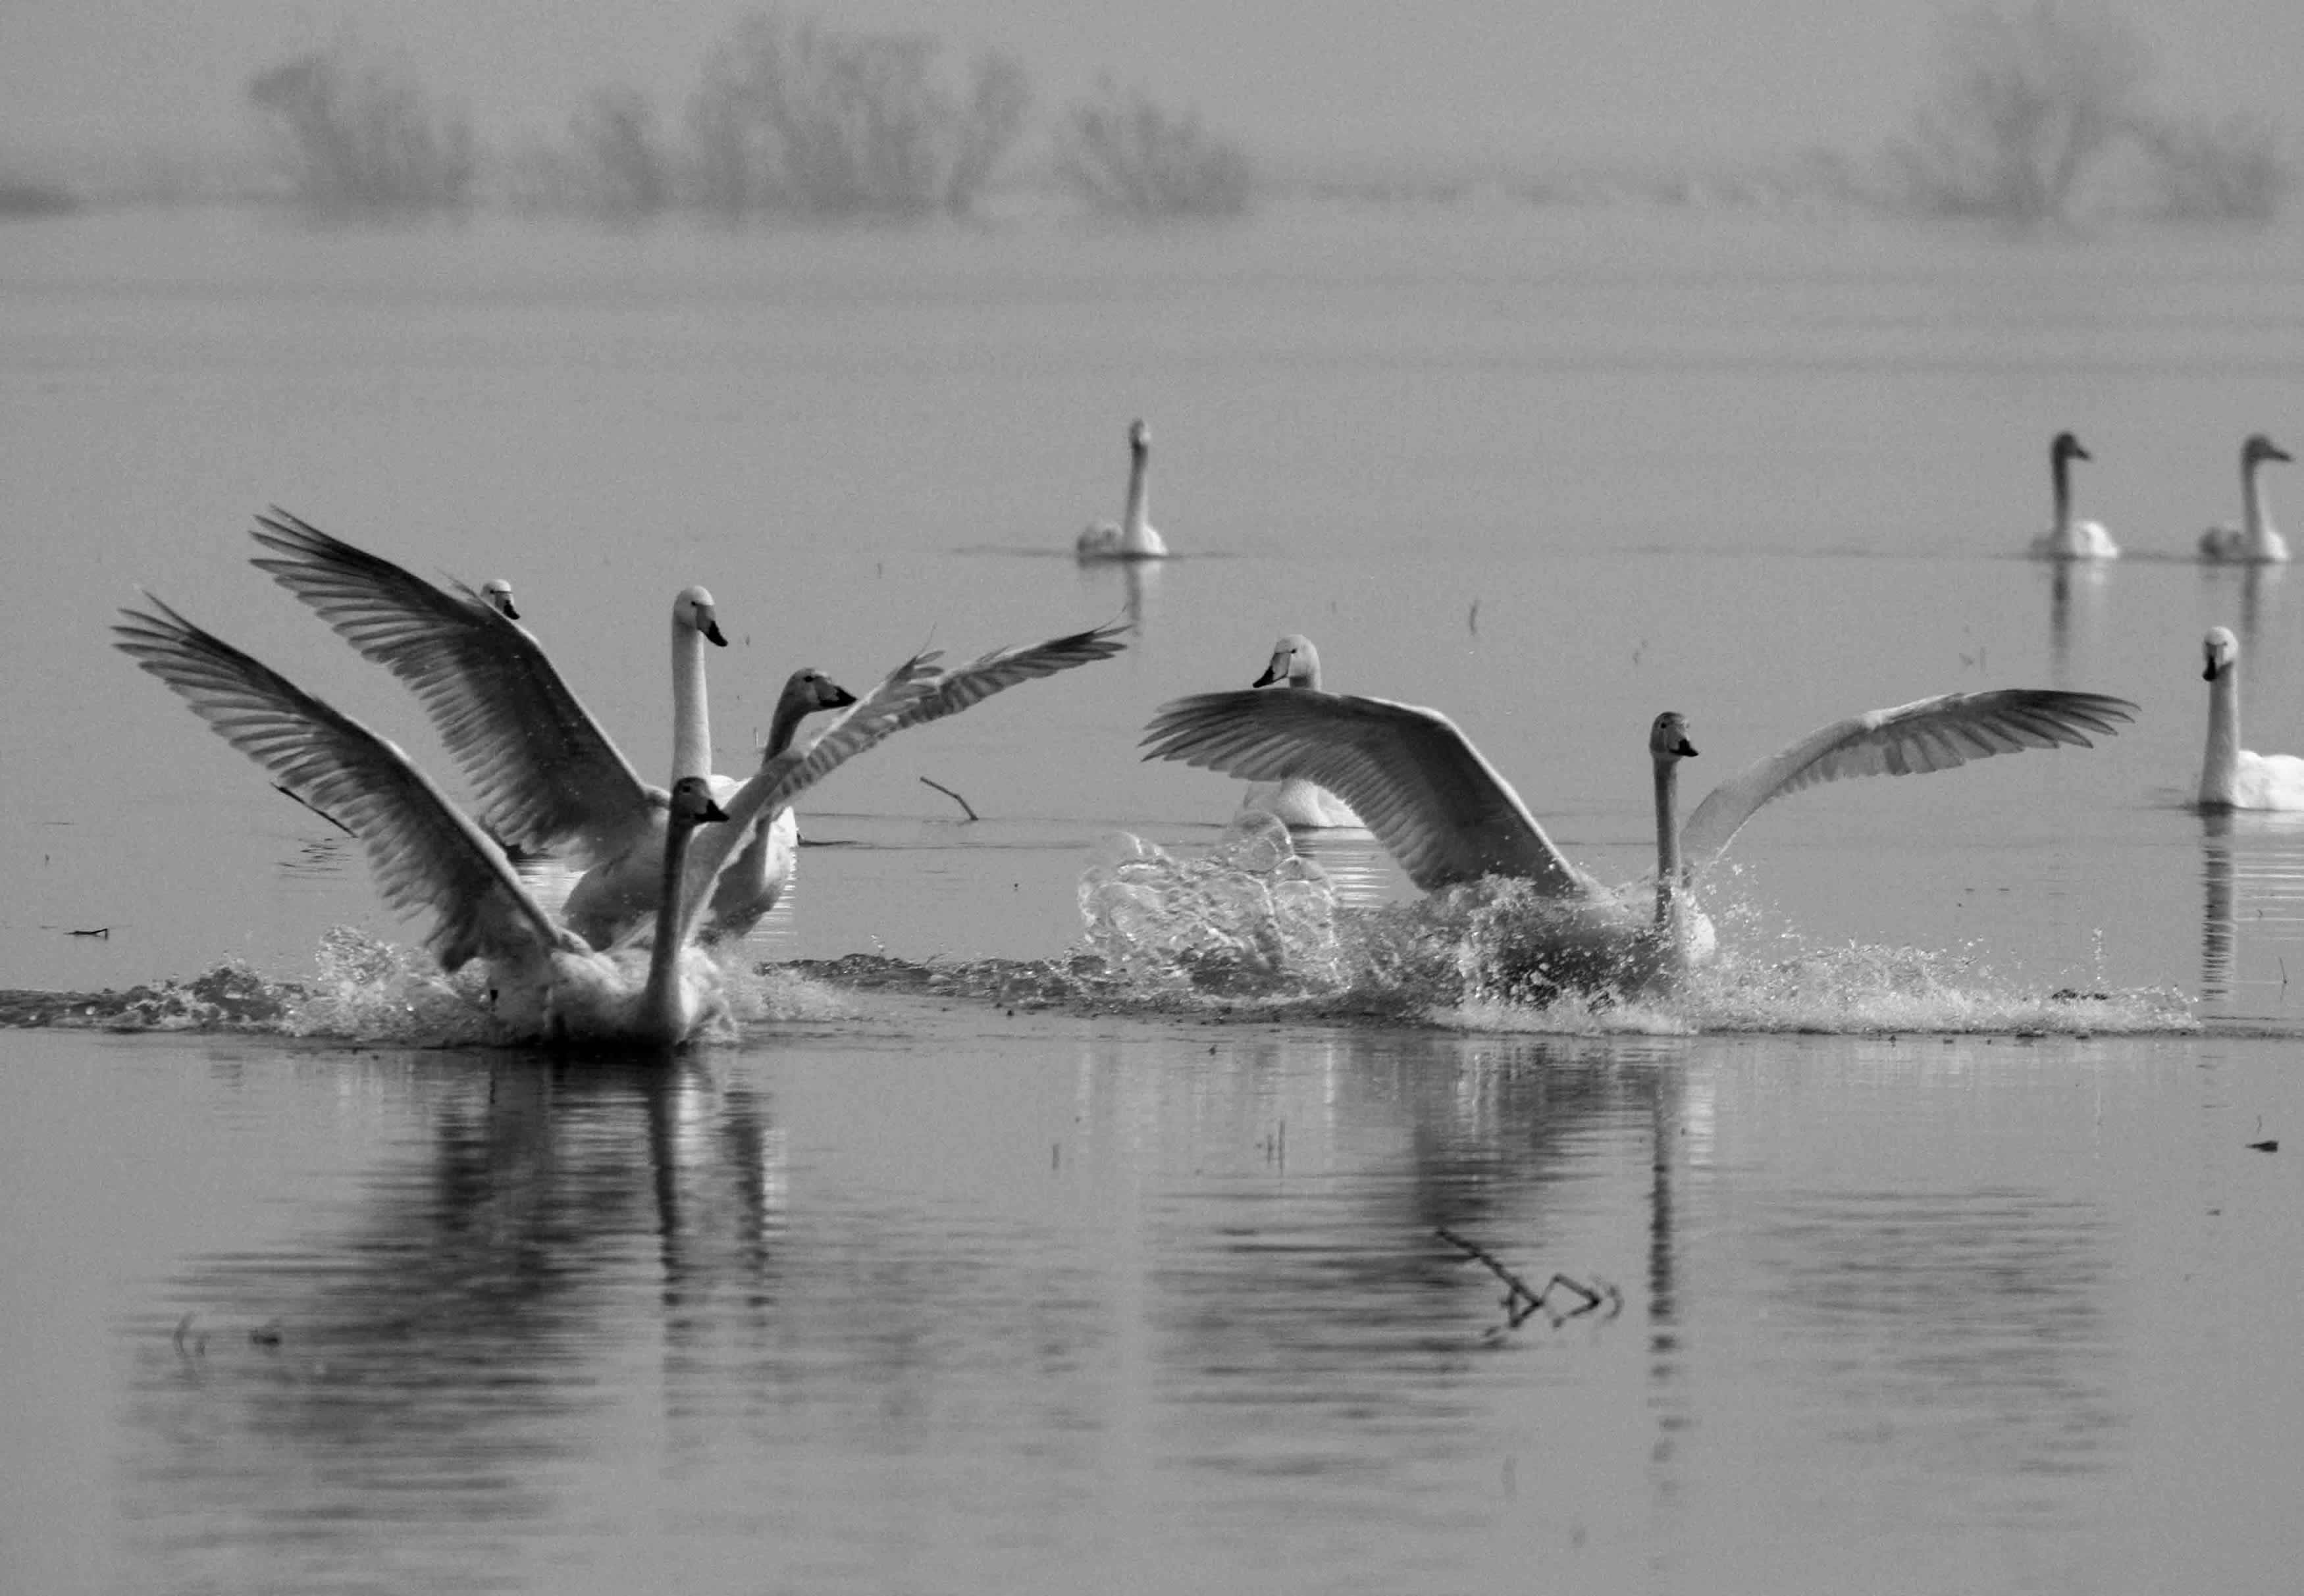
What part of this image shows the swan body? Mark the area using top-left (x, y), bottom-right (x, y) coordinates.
top-left (114, 598), bottom-right (753, 1047)
top-left (2030, 432), bottom-right (2118, 559)
top-left (1076, 419), bottom-right (1168, 560)
top-left (2197, 434), bottom-right (2292, 563)
top-left (698, 667), bottom-right (858, 933)
top-left (2199, 626), bottom-right (2304, 808)
top-left (247, 511), bottom-right (857, 946)
top-left (1141, 654), bottom-right (2136, 991)
top-left (1236, 635), bottom-right (1364, 828)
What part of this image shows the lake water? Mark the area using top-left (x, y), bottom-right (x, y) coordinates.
top-left (5, 200), bottom-right (2304, 1593)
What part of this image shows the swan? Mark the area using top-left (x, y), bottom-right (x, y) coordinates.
top-left (246, 510), bottom-right (856, 946)
top-left (2029, 432), bottom-right (2118, 559)
top-left (2197, 434), bottom-right (2293, 563)
top-left (1141, 671), bottom-right (2136, 989)
top-left (2198, 626), bottom-right (2304, 809)
top-left (1076, 419), bottom-right (1167, 560)
top-left (1234, 635), bottom-right (1363, 828)
top-left (480, 579), bottom-right (520, 620)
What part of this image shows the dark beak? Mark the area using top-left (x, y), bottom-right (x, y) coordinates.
top-left (700, 796), bottom-right (730, 824)
top-left (1677, 736), bottom-right (1699, 758)
top-left (500, 599), bottom-right (521, 621)
top-left (2204, 657), bottom-right (2218, 682)
top-left (827, 684), bottom-right (858, 708)
top-left (704, 620), bottom-right (729, 648)
top-left (2072, 442), bottom-right (2092, 461)
top-left (1252, 663), bottom-right (1282, 687)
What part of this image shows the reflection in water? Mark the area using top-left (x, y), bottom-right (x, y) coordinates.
top-left (1076, 553), bottom-right (1161, 631)
top-left (2197, 808), bottom-right (2304, 1006)
top-left (2041, 557), bottom-right (2107, 684)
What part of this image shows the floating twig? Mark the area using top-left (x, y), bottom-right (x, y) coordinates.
top-left (66, 926), bottom-right (109, 939)
top-left (919, 775), bottom-right (979, 821)
top-left (274, 782), bottom-right (354, 836)
top-left (1436, 1227), bottom-right (1615, 1331)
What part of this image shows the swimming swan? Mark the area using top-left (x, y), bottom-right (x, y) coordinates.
top-left (1141, 674), bottom-right (2136, 986)
top-left (1235, 635), bottom-right (1363, 828)
top-left (2198, 626), bottom-right (2304, 808)
top-left (114, 599), bottom-right (922, 1045)
top-left (2197, 434), bottom-right (2293, 563)
top-left (246, 510), bottom-right (858, 946)
top-left (2029, 432), bottom-right (2118, 559)
top-left (1076, 419), bottom-right (1167, 560)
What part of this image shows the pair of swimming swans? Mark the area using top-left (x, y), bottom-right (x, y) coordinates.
top-left (2198, 626), bottom-right (2304, 809)
top-left (1144, 638), bottom-right (2136, 989)
top-left (1076, 419), bottom-right (1167, 560)
top-left (2030, 430), bottom-right (2294, 562)
top-left (123, 514), bottom-right (1130, 1045)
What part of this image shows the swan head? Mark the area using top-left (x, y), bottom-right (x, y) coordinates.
top-left (1253, 634), bottom-right (1321, 689)
top-left (667, 775), bottom-right (730, 829)
top-left (1128, 419), bottom-right (1151, 455)
top-left (2052, 431), bottom-right (2091, 465)
top-left (2204, 625), bottom-right (2239, 682)
top-left (2243, 433), bottom-right (2293, 468)
top-left (1649, 711), bottom-right (1698, 765)
top-left (676, 586), bottom-right (728, 648)
top-left (481, 579), bottom-right (519, 621)
top-left (779, 667), bottom-right (858, 715)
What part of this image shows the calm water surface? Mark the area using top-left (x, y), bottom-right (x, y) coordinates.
top-left (5, 203), bottom-right (2304, 1591)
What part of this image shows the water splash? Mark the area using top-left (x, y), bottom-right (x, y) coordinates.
top-left (1076, 814), bottom-right (1344, 994)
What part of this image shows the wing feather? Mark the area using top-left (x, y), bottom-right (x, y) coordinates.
top-left (1140, 688), bottom-right (1595, 896)
top-left (1679, 688), bottom-right (2139, 879)
top-left (113, 598), bottom-right (572, 970)
top-left (885, 618), bottom-right (1133, 731)
top-left (248, 508), bottom-right (655, 863)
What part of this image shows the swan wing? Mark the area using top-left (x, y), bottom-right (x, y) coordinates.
top-left (248, 508), bottom-right (656, 864)
top-left (1678, 688), bottom-right (2139, 880)
top-left (114, 598), bottom-right (574, 971)
top-left (1140, 688), bottom-right (1592, 895)
top-left (887, 618), bottom-right (1134, 730)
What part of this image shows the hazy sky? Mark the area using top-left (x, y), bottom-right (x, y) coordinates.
top-left (5, 1), bottom-right (2300, 176)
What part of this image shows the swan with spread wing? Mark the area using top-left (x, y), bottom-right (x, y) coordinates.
top-left (1142, 642), bottom-right (2136, 987)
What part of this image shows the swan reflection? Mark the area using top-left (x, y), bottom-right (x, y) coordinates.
top-left (2197, 808), bottom-right (2304, 1007)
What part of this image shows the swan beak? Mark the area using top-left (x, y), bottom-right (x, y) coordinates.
top-left (2203, 657), bottom-right (2218, 682)
top-left (2070, 440), bottom-right (2091, 461)
top-left (1675, 736), bottom-right (1699, 758)
top-left (1252, 662), bottom-right (1282, 687)
top-left (702, 617), bottom-right (729, 648)
top-left (825, 683), bottom-right (858, 709)
top-left (2273, 445), bottom-right (2295, 464)
top-left (699, 796), bottom-right (731, 824)
top-left (501, 600), bottom-right (520, 620)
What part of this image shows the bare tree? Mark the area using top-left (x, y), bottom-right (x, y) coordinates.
top-left (1056, 76), bottom-right (1251, 219)
top-left (2134, 111), bottom-right (2293, 222)
top-left (1886, 1), bottom-right (2151, 224)
top-left (246, 45), bottom-right (473, 214)
top-left (569, 86), bottom-right (669, 216)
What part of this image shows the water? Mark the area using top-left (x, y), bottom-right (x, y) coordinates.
top-left (7, 200), bottom-right (2304, 1591)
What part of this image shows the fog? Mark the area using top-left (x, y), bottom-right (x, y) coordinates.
top-left (5, 0), bottom-right (2299, 186)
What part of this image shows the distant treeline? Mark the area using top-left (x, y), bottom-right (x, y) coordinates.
top-left (240, 9), bottom-right (1254, 223)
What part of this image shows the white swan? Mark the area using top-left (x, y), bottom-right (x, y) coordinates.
top-left (479, 579), bottom-right (520, 619)
top-left (2197, 434), bottom-right (2293, 563)
top-left (2199, 626), bottom-right (2304, 809)
top-left (1235, 635), bottom-right (1363, 828)
top-left (1076, 419), bottom-right (1167, 560)
top-left (1141, 671), bottom-right (2135, 989)
top-left (2029, 432), bottom-right (2118, 559)
top-left (247, 511), bottom-right (856, 946)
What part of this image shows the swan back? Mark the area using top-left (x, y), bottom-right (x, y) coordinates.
top-left (1677, 688), bottom-right (2138, 879)
top-left (1142, 686), bottom-right (1596, 896)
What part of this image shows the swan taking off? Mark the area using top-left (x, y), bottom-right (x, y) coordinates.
top-left (2197, 434), bottom-right (2293, 563)
top-left (1076, 419), bottom-right (1167, 560)
top-left (2199, 626), bottom-right (2304, 809)
top-left (2029, 432), bottom-right (2118, 559)
top-left (1236, 635), bottom-right (1363, 828)
top-left (247, 510), bottom-right (860, 946)
top-left (1141, 661), bottom-right (2136, 989)
top-left (113, 598), bottom-right (959, 1046)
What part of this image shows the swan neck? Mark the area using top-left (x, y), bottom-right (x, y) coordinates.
top-left (671, 614), bottom-right (712, 782)
top-left (2244, 459), bottom-right (2269, 541)
top-left (1123, 444), bottom-right (1149, 535)
top-left (1653, 756), bottom-right (1685, 929)
top-left (2203, 665), bottom-right (2241, 806)
top-left (764, 693), bottom-right (808, 757)
top-left (2051, 450), bottom-right (2073, 530)
top-left (641, 816), bottom-right (698, 1027)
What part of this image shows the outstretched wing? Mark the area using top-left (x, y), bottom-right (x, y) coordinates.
top-left (1140, 688), bottom-right (1595, 896)
top-left (114, 598), bottom-right (574, 971)
top-left (248, 508), bottom-right (656, 864)
top-left (1677, 688), bottom-right (2139, 880)
top-left (885, 617), bottom-right (1133, 731)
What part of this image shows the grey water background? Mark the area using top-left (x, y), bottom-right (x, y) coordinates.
top-left (6, 201), bottom-right (2304, 1591)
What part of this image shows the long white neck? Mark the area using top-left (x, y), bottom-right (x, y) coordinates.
top-left (2244, 457), bottom-right (2270, 544)
top-left (2202, 667), bottom-right (2241, 806)
top-left (1653, 756), bottom-right (1685, 933)
top-left (1123, 443), bottom-right (1149, 538)
top-left (641, 815), bottom-right (701, 1035)
top-left (2051, 450), bottom-right (2074, 531)
top-left (671, 616), bottom-right (712, 782)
